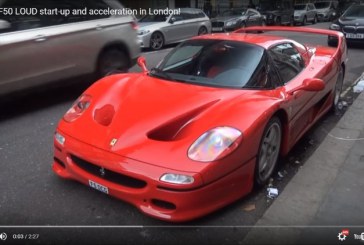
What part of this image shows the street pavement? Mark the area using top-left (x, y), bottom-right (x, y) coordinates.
top-left (242, 77), bottom-right (364, 244)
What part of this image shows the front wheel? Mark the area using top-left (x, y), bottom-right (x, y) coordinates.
top-left (150, 32), bottom-right (164, 50)
top-left (255, 117), bottom-right (282, 186)
top-left (302, 16), bottom-right (307, 26)
top-left (313, 15), bottom-right (318, 24)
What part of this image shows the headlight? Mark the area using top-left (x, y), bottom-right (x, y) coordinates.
top-left (330, 23), bottom-right (340, 30)
top-left (138, 29), bottom-right (150, 35)
top-left (160, 173), bottom-right (194, 185)
top-left (63, 94), bottom-right (92, 122)
top-left (188, 127), bottom-right (242, 162)
top-left (226, 20), bottom-right (238, 27)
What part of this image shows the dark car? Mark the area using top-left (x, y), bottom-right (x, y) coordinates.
top-left (328, 4), bottom-right (364, 46)
top-left (211, 8), bottom-right (265, 32)
top-left (258, 0), bottom-right (294, 25)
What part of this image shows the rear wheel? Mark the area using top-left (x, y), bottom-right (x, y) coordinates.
top-left (328, 37), bottom-right (338, 47)
top-left (333, 67), bottom-right (344, 109)
top-left (255, 117), bottom-right (282, 186)
top-left (198, 26), bottom-right (208, 35)
top-left (97, 48), bottom-right (129, 77)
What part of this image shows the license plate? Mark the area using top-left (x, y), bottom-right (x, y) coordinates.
top-left (212, 27), bottom-right (223, 31)
top-left (346, 33), bottom-right (364, 39)
top-left (89, 180), bottom-right (108, 194)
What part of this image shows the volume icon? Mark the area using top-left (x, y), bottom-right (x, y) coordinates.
top-left (0, 233), bottom-right (7, 241)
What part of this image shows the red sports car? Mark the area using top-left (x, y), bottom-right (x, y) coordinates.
top-left (53, 27), bottom-right (347, 222)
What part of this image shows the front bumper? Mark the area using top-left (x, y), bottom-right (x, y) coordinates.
top-left (317, 13), bottom-right (330, 21)
top-left (137, 33), bottom-right (152, 48)
top-left (294, 15), bottom-right (304, 23)
top-left (53, 130), bottom-right (255, 222)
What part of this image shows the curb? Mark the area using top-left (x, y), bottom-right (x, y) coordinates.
top-left (241, 91), bottom-right (364, 244)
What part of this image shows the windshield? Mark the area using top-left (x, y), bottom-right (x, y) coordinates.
top-left (139, 14), bottom-right (168, 22)
top-left (314, 2), bottom-right (330, 9)
top-left (294, 4), bottom-right (306, 10)
top-left (221, 9), bottom-right (246, 16)
top-left (343, 5), bottom-right (364, 18)
top-left (152, 39), bottom-right (265, 89)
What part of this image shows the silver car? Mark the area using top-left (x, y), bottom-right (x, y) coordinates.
top-left (137, 8), bottom-right (211, 50)
top-left (0, 0), bottom-right (140, 96)
top-left (314, 1), bottom-right (339, 21)
top-left (294, 3), bottom-right (318, 25)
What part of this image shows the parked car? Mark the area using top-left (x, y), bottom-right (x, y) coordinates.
top-left (328, 4), bottom-right (364, 46)
top-left (0, 0), bottom-right (140, 96)
top-left (314, 1), bottom-right (339, 21)
top-left (53, 26), bottom-right (347, 222)
top-left (257, 0), bottom-right (294, 25)
top-left (211, 8), bottom-right (265, 32)
top-left (137, 8), bottom-right (211, 50)
top-left (294, 3), bottom-right (318, 25)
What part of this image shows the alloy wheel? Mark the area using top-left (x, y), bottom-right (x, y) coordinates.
top-left (256, 117), bottom-right (282, 185)
top-left (150, 32), bottom-right (164, 50)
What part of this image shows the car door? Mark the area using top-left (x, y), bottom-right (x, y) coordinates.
top-left (307, 4), bottom-right (315, 21)
top-left (164, 11), bottom-right (189, 43)
top-left (0, 0), bottom-right (59, 95)
top-left (268, 43), bottom-right (315, 142)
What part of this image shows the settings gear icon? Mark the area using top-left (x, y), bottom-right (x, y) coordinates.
top-left (338, 232), bottom-right (347, 241)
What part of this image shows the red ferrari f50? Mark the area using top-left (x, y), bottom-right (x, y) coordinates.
top-left (53, 27), bottom-right (347, 222)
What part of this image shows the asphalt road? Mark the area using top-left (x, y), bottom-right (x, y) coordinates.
top-left (0, 22), bottom-right (363, 245)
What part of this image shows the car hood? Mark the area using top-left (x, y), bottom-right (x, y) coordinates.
top-left (339, 17), bottom-right (364, 25)
top-left (317, 8), bottom-right (329, 13)
top-left (294, 10), bottom-right (305, 15)
top-left (59, 73), bottom-right (261, 171)
top-left (211, 16), bottom-right (241, 22)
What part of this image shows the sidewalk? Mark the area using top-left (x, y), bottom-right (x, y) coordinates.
top-left (241, 91), bottom-right (364, 244)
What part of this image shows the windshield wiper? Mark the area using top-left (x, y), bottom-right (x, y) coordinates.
top-left (149, 68), bottom-right (175, 81)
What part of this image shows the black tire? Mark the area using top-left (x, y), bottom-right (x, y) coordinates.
top-left (198, 26), bottom-right (208, 35)
top-left (313, 15), bottom-right (318, 24)
top-left (150, 32), bottom-right (164, 50)
top-left (328, 37), bottom-right (338, 47)
top-left (255, 117), bottom-right (282, 186)
top-left (275, 17), bottom-right (281, 26)
top-left (332, 67), bottom-right (344, 110)
top-left (289, 16), bottom-right (294, 26)
top-left (97, 48), bottom-right (129, 78)
top-left (303, 16), bottom-right (307, 26)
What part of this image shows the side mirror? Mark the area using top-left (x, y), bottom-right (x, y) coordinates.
top-left (288, 78), bottom-right (325, 95)
top-left (169, 17), bottom-right (176, 24)
top-left (0, 20), bottom-right (11, 30)
top-left (137, 56), bottom-right (149, 74)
